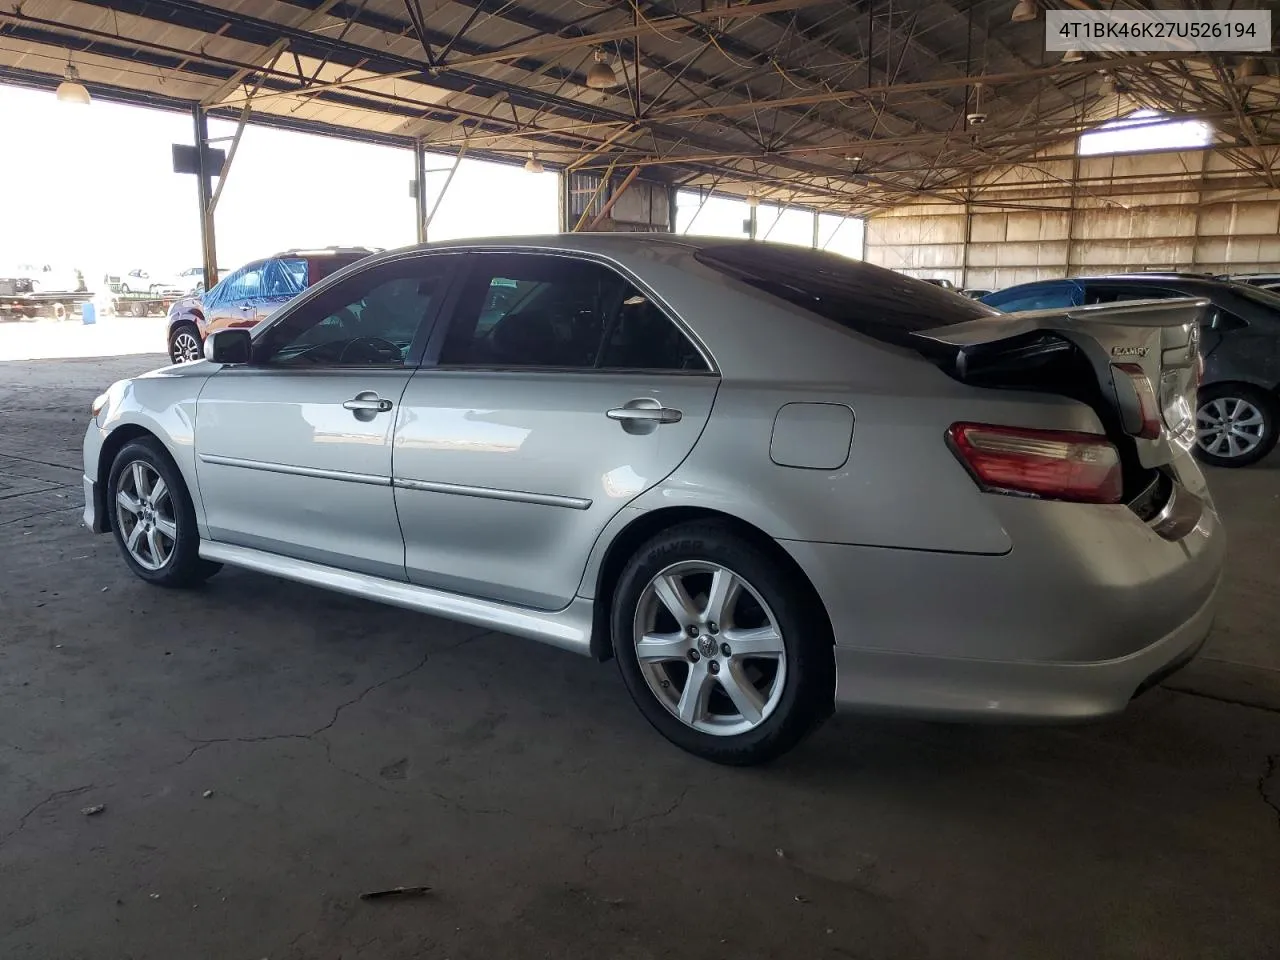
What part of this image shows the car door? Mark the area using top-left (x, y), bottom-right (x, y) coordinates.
top-left (194, 254), bottom-right (459, 579)
top-left (392, 251), bottom-right (720, 611)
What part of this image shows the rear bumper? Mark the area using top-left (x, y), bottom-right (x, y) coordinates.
top-left (827, 584), bottom-right (1215, 720)
top-left (782, 486), bottom-right (1224, 720)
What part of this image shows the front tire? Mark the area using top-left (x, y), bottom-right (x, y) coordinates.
top-left (611, 521), bottom-right (834, 765)
top-left (108, 438), bottom-right (220, 587)
top-left (1194, 384), bottom-right (1278, 468)
top-left (169, 321), bottom-right (203, 363)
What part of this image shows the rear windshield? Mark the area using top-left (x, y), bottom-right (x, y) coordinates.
top-left (693, 243), bottom-right (995, 345)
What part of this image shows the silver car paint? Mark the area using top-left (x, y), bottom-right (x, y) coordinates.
top-left (83, 234), bottom-right (1225, 721)
top-left (393, 367), bottom-right (719, 610)
top-left (194, 367), bottom-right (414, 581)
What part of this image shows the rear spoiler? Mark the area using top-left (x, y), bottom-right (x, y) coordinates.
top-left (913, 297), bottom-right (1209, 469)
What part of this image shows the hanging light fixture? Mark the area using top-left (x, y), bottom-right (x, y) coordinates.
top-left (585, 49), bottom-right (619, 90)
top-left (523, 152), bottom-right (544, 173)
top-left (55, 59), bottom-right (91, 105)
top-left (1061, 49), bottom-right (1085, 64)
top-left (1010, 0), bottom-right (1038, 23)
top-left (1234, 57), bottom-right (1267, 87)
top-left (1098, 72), bottom-right (1116, 96)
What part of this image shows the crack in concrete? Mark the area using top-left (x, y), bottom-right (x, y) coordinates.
top-left (582, 784), bottom-right (693, 878)
top-left (1162, 684), bottom-right (1280, 715)
top-left (1260, 754), bottom-right (1280, 828)
top-left (0, 783), bottom-right (95, 848)
top-left (170, 629), bottom-right (492, 767)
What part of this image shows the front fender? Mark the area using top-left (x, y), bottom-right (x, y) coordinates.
top-left (90, 364), bottom-right (216, 535)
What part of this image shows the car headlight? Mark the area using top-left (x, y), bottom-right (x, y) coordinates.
top-left (90, 391), bottom-right (110, 421)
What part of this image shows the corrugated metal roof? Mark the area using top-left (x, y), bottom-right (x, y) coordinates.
top-left (1, 0), bottom-right (1276, 213)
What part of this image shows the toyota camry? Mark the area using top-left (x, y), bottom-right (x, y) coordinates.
top-left (83, 236), bottom-right (1223, 764)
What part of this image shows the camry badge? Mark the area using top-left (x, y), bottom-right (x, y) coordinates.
top-left (1111, 345), bottom-right (1148, 358)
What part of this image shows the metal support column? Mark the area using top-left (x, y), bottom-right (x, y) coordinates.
top-left (811, 211), bottom-right (820, 249)
top-left (193, 105), bottom-right (219, 292)
top-left (747, 204), bottom-right (758, 240)
top-left (414, 140), bottom-right (429, 244)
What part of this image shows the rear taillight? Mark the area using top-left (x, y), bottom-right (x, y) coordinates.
top-left (947, 423), bottom-right (1123, 504)
top-left (1113, 363), bottom-right (1162, 439)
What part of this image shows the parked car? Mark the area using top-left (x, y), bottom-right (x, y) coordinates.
top-left (917, 277), bottom-right (957, 290)
top-left (166, 247), bottom-right (376, 363)
top-left (982, 274), bottom-right (1280, 467)
top-left (1219, 272), bottom-right (1280, 288)
top-left (106, 268), bottom-right (186, 296)
top-left (84, 236), bottom-right (1222, 764)
top-left (961, 288), bottom-right (993, 300)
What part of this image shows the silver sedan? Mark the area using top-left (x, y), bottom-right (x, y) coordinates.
top-left (82, 236), bottom-right (1223, 764)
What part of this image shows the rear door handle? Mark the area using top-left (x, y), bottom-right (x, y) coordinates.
top-left (343, 394), bottom-right (394, 413)
top-left (607, 400), bottom-right (682, 424)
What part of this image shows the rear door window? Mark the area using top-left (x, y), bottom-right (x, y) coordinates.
top-left (693, 243), bottom-right (994, 346)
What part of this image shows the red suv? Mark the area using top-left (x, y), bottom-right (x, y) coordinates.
top-left (166, 247), bottom-right (377, 363)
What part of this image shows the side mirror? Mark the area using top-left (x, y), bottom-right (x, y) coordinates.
top-left (204, 328), bottom-right (252, 364)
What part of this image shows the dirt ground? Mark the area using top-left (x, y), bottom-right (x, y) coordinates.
top-left (1, 355), bottom-right (1278, 960)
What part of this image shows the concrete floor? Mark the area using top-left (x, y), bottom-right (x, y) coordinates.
top-left (2, 355), bottom-right (1278, 960)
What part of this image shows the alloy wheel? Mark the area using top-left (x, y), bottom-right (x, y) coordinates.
top-left (173, 331), bottom-right (202, 363)
top-left (114, 461), bottom-right (178, 571)
top-left (633, 561), bottom-right (787, 737)
top-left (1196, 396), bottom-right (1266, 460)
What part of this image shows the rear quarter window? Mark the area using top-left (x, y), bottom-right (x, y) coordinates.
top-left (693, 243), bottom-right (994, 346)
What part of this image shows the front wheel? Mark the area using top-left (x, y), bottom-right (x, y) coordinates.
top-left (1194, 385), bottom-right (1278, 468)
top-left (169, 321), bottom-right (203, 363)
top-left (611, 521), bottom-right (834, 765)
top-left (108, 437), bottom-right (221, 587)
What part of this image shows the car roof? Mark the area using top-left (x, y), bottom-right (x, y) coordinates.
top-left (996, 273), bottom-right (1226, 291)
top-left (270, 246), bottom-right (382, 259)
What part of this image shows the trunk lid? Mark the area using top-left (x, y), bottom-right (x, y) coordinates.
top-left (913, 297), bottom-right (1207, 471)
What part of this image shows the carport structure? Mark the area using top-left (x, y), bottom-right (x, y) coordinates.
top-left (2, 0), bottom-right (1278, 276)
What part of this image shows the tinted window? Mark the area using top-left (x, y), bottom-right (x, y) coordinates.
top-left (1084, 284), bottom-right (1186, 304)
top-left (255, 257), bottom-right (453, 367)
top-left (694, 243), bottom-right (993, 345)
top-left (599, 293), bottom-right (705, 370)
top-left (983, 281), bottom-right (1081, 312)
top-left (440, 254), bottom-right (706, 371)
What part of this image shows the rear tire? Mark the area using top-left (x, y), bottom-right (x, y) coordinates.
top-left (1194, 384), bottom-right (1278, 468)
top-left (108, 437), bottom-right (221, 587)
top-left (611, 521), bottom-right (834, 765)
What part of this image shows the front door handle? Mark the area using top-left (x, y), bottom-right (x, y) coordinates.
top-left (607, 398), bottom-right (682, 425)
top-left (343, 393), bottom-right (394, 413)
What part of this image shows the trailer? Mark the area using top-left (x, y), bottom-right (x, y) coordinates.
top-left (101, 275), bottom-right (186, 317)
top-left (106, 292), bottom-right (182, 317)
top-left (0, 285), bottom-right (95, 320)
